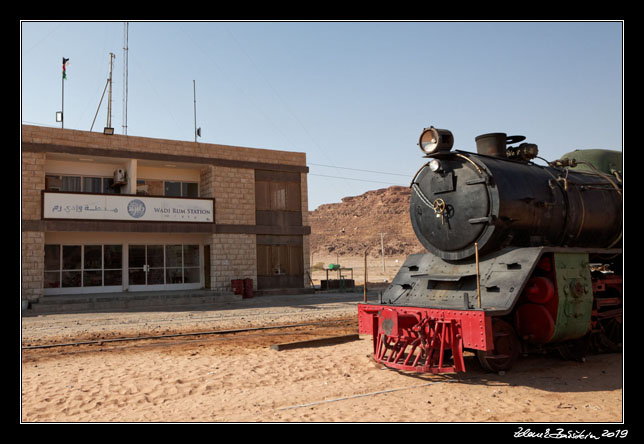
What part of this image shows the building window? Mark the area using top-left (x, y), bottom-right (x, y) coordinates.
top-left (44, 244), bottom-right (61, 288)
top-left (183, 244), bottom-right (201, 283)
top-left (44, 244), bottom-right (123, 288)
top-left (82, 245), bottom-right (103, 286)
top-left (62, 245), bottom-right (82, 287)
top-left (46, 175), bottom-right (117, 194)
top-left (182, 182), bottom-right (199, 198)
top-left (255, 171), bottom-right (301, 212)
top-left (103, 245), bottom-right (123, 285)
top-left (164, 181), bottom-right (182, 197)
top-left (102, 178), bottom-right (116, 194)
top-left (82, 177), bottom-right (102, 194)
top-left (165, 244), bottom-right (184, 283)
top-left (44, 244), bottom-right (199, 290)
top-left (164, 181), bottom-right (199, 197)
top-left (137, 180), bottom-right (198, 197)
top-left (62, 176), bottom-right (81, 193)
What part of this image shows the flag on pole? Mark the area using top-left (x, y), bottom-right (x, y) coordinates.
top-left (62, 57), bottom-right (70, 80)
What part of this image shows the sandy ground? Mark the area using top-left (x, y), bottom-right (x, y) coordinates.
top-left (21, 292), bottom-right (623, 424)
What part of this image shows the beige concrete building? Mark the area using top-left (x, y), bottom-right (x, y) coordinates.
top-left (21, 124), bottom-right (310, 305)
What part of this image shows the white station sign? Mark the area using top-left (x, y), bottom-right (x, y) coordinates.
top-left (43, 192), bottom-right (214, 223)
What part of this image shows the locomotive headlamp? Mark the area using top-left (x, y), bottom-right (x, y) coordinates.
top-left (429, 159), bottom-right (442, 173)
top-left (419, 126), bottom-right (454, 155)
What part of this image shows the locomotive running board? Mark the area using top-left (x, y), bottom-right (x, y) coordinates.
top-left (376, 246), bottom-right (620, 315)
top-left (378, 247), bottom-right (545, 315)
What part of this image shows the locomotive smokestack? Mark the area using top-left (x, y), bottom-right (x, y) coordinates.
top-left (475, 133), bottom-right (508, 158)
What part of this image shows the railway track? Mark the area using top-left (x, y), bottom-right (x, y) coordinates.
top-left (23, 305), bottom-right (358, 333)
top-left (21, 318), bottom-right (358, 352)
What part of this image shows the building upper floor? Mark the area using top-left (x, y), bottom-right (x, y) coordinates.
top-left (22, 124), bottom-right (310, 230)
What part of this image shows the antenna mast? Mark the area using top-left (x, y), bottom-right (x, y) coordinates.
top-left (193, 80), bottom-right (201, 141)
top-left (122, 22), bottom-right (129, 135)
top-left (105, 52), bottom-right (116, 134)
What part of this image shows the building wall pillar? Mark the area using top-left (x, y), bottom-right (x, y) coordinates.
top-left (21, 151), bottom-right (46, 304)
top-left (123, 158), bottom-right (137, 194)
top-left (301, 172), bottom-right (311, 287)
top-left (210, 233), bottom-right (257, 291)
top-left (22, 231), bottom-right (44, 305)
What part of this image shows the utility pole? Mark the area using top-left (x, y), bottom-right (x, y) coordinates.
top-left (122, 22), bottom-right (129, 135)
top-left (363, 248), bottom-right (368, 302)
top-left (380, 232), bottom-right (385, 274)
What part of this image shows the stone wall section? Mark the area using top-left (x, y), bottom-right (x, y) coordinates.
top-left (22, 231), bottom-right (44, 303)
top-left (210, 234), bottom-right (257, 291)
top-left (22, 151), bottom-right (46, 220)
top-left (22, 151), bottom-right (46, 303)
top-left (199, 164), bottom-right (258, 291)
top-left (212, 166), bottom-right (255, 225)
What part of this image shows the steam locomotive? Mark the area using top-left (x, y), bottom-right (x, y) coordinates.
top-left (357, 126), bottom-right (622, 373)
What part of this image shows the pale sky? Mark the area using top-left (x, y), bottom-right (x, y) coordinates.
top-left (21, 21), bottom-right (623, 210)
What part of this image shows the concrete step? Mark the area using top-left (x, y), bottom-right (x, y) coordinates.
top-left (25, 289), bottom-right (242, 315)
top-left (254, 287), bottom-right (316, 297)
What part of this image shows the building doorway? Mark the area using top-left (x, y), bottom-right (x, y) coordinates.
top-left (127, 244), bottom-right (201, 291)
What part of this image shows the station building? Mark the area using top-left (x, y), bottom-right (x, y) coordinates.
top-left (21, 124), bottom-right (310, 305)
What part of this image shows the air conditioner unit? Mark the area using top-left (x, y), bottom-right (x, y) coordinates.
top-left (113, 168), bottom-right (128, 186)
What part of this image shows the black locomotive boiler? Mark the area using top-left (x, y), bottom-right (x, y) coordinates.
top-left (357, 126), bottom-right (622, 373)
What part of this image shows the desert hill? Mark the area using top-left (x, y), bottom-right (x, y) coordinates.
top-left (309, 185), bottom-right (425, 259)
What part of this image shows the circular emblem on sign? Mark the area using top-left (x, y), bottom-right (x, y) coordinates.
top-left (127, 199), bottom-right (146, 218)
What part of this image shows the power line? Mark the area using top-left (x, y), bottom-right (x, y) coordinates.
top-left (309, 163), bottom-right (410, 177)
top-left (21, 120), bottom-right (58, 127)
top-left (308, 173), bottom-right (406, 186)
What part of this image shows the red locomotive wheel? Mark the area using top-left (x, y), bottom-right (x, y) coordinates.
top-left (524, 276), bottom-right (555, 304)
top-left (514, 303), bottom-right (555, 344)
top-left (477, 319), bottom-right (520, 373)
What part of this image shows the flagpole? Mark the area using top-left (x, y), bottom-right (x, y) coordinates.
top-left (61, 58), bottom-right (64, 129)
top-left (61, 57), bottom-right (69, 128)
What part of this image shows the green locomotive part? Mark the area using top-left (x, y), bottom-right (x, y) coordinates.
top-left (561, 149), bottom-right (622, 176)
top-left (550, 253), bottom-right (593, 343)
